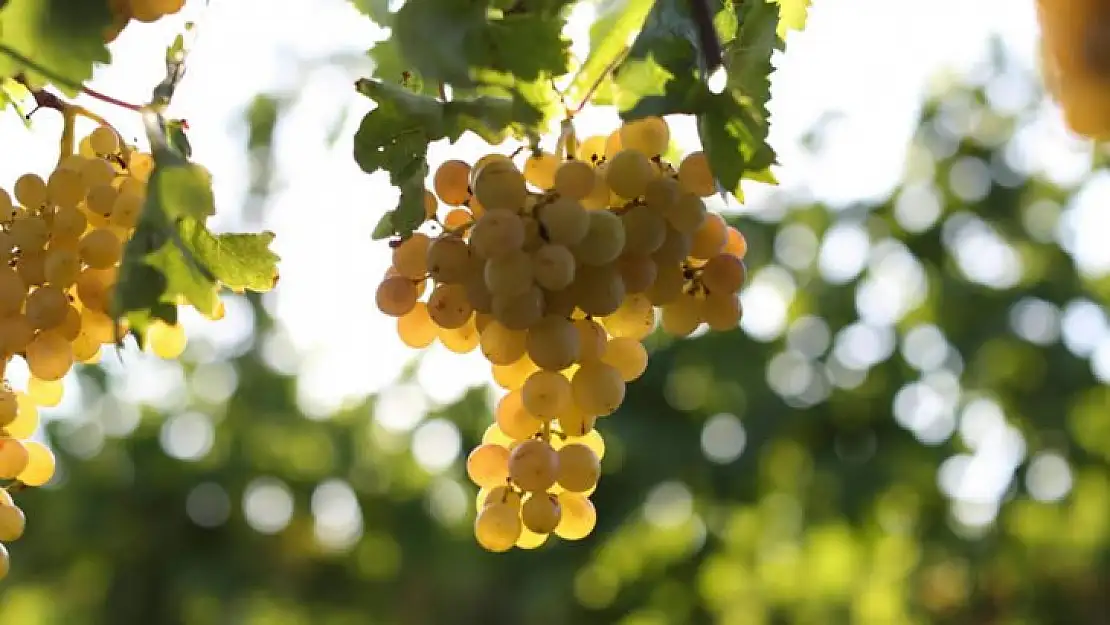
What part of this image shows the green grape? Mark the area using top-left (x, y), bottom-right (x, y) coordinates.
top-left (480, 320), bottom-right (528, 366)
top-left (474, 501), bottom-right (522, 553)
top-left (24, 285), bottom-right (69, 330)
top-left (678, 151), bottom-right (716, 197)
top-left (620, 206), bottom-right (667, 255)
top-left (469, 209), bottom-right (525, 259)
top-left (570, 210), bottom-right (625, 266)
top-left (0, 504), bottom-right (25, 542)
top-left (702, 292), bottom-right (742, 331)
top-left (616, 253), bottom-right (657, 294)
top-left (521, 369), bottom-right (572, 420)
top-left (601, 336), bottom-right (649, 382)
top-left (553, 492), bottom-right (597, 540)
top-left (601, 293), bottom-right (656, 340)
top-left (25, 331), bottom-right (73, 381)
top-left (556, 443), bottom-right (600, 493)
top-left (571, 361), bottom-right (626, 416)
top-left (700, 252), bottom-right (746, 293)
top-left (531, 244), bottom-right (576, 291)
top-left (473, 159), bottom-right (527, 211)
top-left (523, 151), bottom-right (559, 190)
top-left (571, 264), bottom-right (625, 317)
top-left (427, 283), bottom-right (474, 329)
top-left (491, 285), bottom-right (545, 331)
top-left (13, 173), bottom-right (47, 208)
top-left (605, 149), bottom-right (655, 199)
top-left (553, 160), bottom-right (596, 200)
top-left (375, 275), bottom-right (419, 317)
top-left (425, 235), bottom-right (473, 284)
top-left (484, 249), bottom-right (534, 297)
top-left (78, 228), bottom-right (123, 269)
top-left (397, 302), bottom-right (437, 348)
top-left (521, 493), bottom-right (561, 534)
top-left (147, 320), bottom-right (188, 359)
top-left (495, 390), bottom-right (543, 440)
top-left (46, 167), bottom-right (88, 209)
top-left (665, 192), bottom-right (707, 234)
top-left (18, 441), bottom-right (55, 487)
top-left (508, 438), bottom-right (558, 493)
top-left (620, 116), bottom-right (670, 156)
top-left (537, 197), bottom-right (590, 247)
top-left (525, 314), bottom-right (579, 372)
top-left (466, 443), bottom-right (511, 488)
top-left (661, 293), bottom-right (704, 336)
top-left (644, 176), bottom-right (679, 211)
top-left (392, 233), bottom-right (431, 279)
top-left (0, 438), bottom-right (28, 479)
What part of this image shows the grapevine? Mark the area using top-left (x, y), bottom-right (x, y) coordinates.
top-left (374, 115), bottom-right (748, 550)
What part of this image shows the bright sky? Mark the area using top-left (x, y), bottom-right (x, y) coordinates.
top-left (0, 0), bottom-right (1106, 533)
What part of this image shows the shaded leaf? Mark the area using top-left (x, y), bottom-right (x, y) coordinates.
top-left (0, 0), bottom-right (113, 95)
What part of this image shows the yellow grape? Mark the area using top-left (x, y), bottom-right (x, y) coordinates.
top-left (666, 192), bottom-right (708, 234)
top-left (397, 302), bottom-right (437, 348)
top-left (677, 151), bottom-right (716, 197)
top-left (521, 493), bottom-right (561, 534)
top-left (427, 283), bottom-right (474, 329)
top-left (557, 428), bottom-right (606, 460)
top-left (5, 393), bottom-right (38, 439)
top-left (515, 525), bottom-right (548, 549)
top-left (443, 207), bottom-right (473, 229)
top-left (469, 209), bottom-right (525, 259)
top-left (525, 315), bottom-right (579, 372)
top-left (620, 206), bottom-right (667, 255)
top-left (434, 159), bottom-right (472, 206)
top-left (605, 149), bottom-right (655, 199)
top-left (702, 292), bottom-right (742, 331)
top-left (484, 249), bottom-right (533, 297)
top-left (575, 135), bottom-right (607, 163)
top-left (88, 126), bottom-right (121, 155)
top-left (602, 293), bottom-right (656, 340)
top-left (604, 129), bottom-right (623, 159)
top-left (479, 320), bottom-right (528, 366)
top-left (78, 228), bottom-right (123, 269)
top-left (620, 116), bottom-right (670, 156)
top-left (0, 390), bottom-right (15, 427)
top-left (556, 443), bottom-right (601, 493)
top-left (477, 484), bottom-right (522, 510)
top-left (46, 167), bottom-right (88, 209)
top-left (537, 197), bottom-right (590, 247)
top-left (0, 504), bottom-right (25, 541)
top-left (24, 285), bottom-right (68, 330)
top-left (574, 318), bottom-right (607, 363)
top-left (616, 253), bottom-right (657, 294)
top-left (523, 151), bottom-right (559, 190)
top-left (437, 315), bottom-right (481, 353)
top-left (375, 275), bottom-right (419, 317)
top-left (474, 501), bottom-right (522, 553)
top-left (553, 160), bottom-right (596, 200)
top-left (43, 247), bottom-right (81, 287)
top-left (571, 361), bottom-right (626, 416)
top-left (571, 210), bottom-right (625, 267)
top-left (661, 293), bottom-right (704, 336)
top-left (27, 377), bottom-right (64, 408)
top-left (472, 159), bottom-right (527, 211)
top-left (690, 213), bottom-right (728, 260)
top-left (531, 244), bottom-right (576, 292)
top-left (508, 438), bottom-right (558, 492)
top-left (147, 320), bottom-right (188, 359)
top-left (13, 173), bottom-right (47, 208)
top-left (521, 370), bottom-right (572, 420)
top-left (0, 269), bottom-right (24, 316)
top-left (18, 441), bottom-right (55, 487)
top-left (492, 352), bottom-right (540, 391)
top-left (466, 443), bottom-right (511, 488)
top-left (491, 286), bottom-right (545, 331)
top-left (553, 492), bottom-right (597, 540)
top-left (425, 235), bottom-right (473, 284)
top-left (0, 438), bottom-right (29, 479)
top-left (556, 403), bottom-right (598, 438)
top-left (392, 233), bottom-right (431, 279)
top-left (25, 331), bottom-right (73, 382)
top-left (571, 264), bottom-right (625, 317)
top-left (481, 424), bottom-right (516, 448)
top-left (700, 253), bottom-right (746, 293)
top-left (494, 390), bottom-right (542, 440)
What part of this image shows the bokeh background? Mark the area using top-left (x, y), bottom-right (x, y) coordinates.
top-left (2, 0), bottom-right (1110, 623)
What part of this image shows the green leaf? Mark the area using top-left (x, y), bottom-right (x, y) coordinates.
top-left (565, 0), bottom-right (654, 107)
top-left (165, 119), bottom-right (192, 158)
top-left (608, 0), bottom-right (782, 200)
top-left (392, 0), bottom-right (571, 88)
top-left (371, 211), bottom-right (397, 240)
top-left (353, 78), bottom-right (543, 238)
top-left (368, 40), bottom-right (440, 97)
top-left (346, 0), bottom-right (393, 26)
top-left (147, 158), bottom-right (215, 221)
top-left (0, 0), bottom-right (113, 96)
top-left (773, 0), bottom-right (810, 36)
top-left (176, 219), bottom-right (280, 293)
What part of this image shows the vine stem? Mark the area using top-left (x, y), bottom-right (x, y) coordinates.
top-left (2, 46), bottom-right (143, 112)
top-left (571, 46), bottom-right (629, 115)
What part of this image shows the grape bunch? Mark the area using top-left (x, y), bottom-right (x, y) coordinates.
top-left (374, 116), bottom-right (748, 551)
top-left (104, 0), bottom-right (187, 43)
top-left (0, 125), bottom-right (210, 577)
top-left (1037, 0), bottom-right (1110, 139)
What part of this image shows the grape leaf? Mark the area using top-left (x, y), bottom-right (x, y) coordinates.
top-left (565, 0), bottom-right (654, 106)
top-left (353, 78), bottom-right (541, 239)
top-left (392, 0), bottom-right (571, 88)
top-left (608, 0), bottom-right (782, 200)
top-left (147, 155), bottom-right (215, 221)
top-left (774, 0), bottom-right (810, 36)
top-left (0, 0), bottom-right (113, 96)
top-left (368, 40), bottom-right (440, 97)
top-left (175, 219), bottom-right (280, 293)
top-left (345, 0), bottom-right (392, 26)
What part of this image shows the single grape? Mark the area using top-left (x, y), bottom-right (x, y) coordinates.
top-left (437, 315), bottom-right (481, 354)
top-left (690, 213), bottom-right (727, 260)
top-left (0, 269), bottom-right (24, 316)
top-left (571, 210), bottom-right (625, 266)
top-left (492, 352), bottom-right (540, 391)
top-left (602, 336), bottom-right (649, 381)
top-left (425, 235), bottom-right (473, 284)
top-left (466, 444), bottom-right (512, 488)
top-left (392, 233), bottom-right (431, 279)
top-left (24, 285), bottom-right (69, 330)
top-left (523, 152), bottom-right (559, 190)
top-left (531, 244), bottom-right (576, 291)
top-left (481, 424), bottom-right (516, 448)
top-left (469, 209), bottom-right (525, 259)
top-left (644, 176), bottom-right (679, 211)
top-left (474, 501), bottom-right (522, 553)
top-left (78, 228), bottom-right (123, 269)
top-left (18, 441), bottom-right (55, 487)
top-left (0, 504), bottom-right (25, 542)
top-left (495, 390), bottom-right (543, 440)
top-left (665, 192), bottom-right (707, 235)
top-left (553, 492), bottom-right (597, 540)
top-left (480, 320), bottom-right (528, 365)
top-left (25, 331), bottom-right (73, 381)
top-left (427, 283), bottom-right (474, 329)
top-left (375, 275), bottom-right (419, 317)
top-left (575, 135), bottom-right (606, 163)
top-left (553, 160), bottom-right (596, 200)
top-left (484, 248), bottom-right (534, 296)
top-left (0, 438), bottom-right (29, 479)
top-left (555, 403), bottom-right (597, 438)
top-left (525, 315), bottom-right (580, 372)
top-left (0, 315), bottom-right (34, 356)
top-left (10, 215), bottom-right (49, 251)
top-left (678, 151), bottom-right (716, 197)
top-left (397, 302), bottom-right (438, 348)
top-left (661, 293), bottom-right (704, 336)
top-left (13, 173), bottom-right (47, 208)
top-left (702, 292), bottom-right (742, 330)
top-left (88, 126), bottom-right (121, 155)
top-left (423, 189), bottom-right (439, 220)
top-left (473, 159), bottom-right (527, 211)
top-left (700, 252), bottom-right (746, 293)
top-left (521, 370), bottom-right (572, 420)
top-left (46, 167), bottom-right (88, 209)
top-left (724, 226), bottom-right (748, 259)
top-left (571, 264), bottom-right (625, 317)
top-left (44, 247), bottom-right (81, 287)
top-left (601, 293), bottom-right (656, 340)
top-left (620, 116), bottom-right (670, 156)
top-left (443, 207), bottom-right (473, 229)
top-left (147, 320), bottom-right (188, 359)
top-left (537, 197), bottom-right (590, 247)
top-left (574, 318), bottom-right (607, 363)
top-left (434, 159), bottom-right (472, 206)
top-left (605, 149), bottom-right (655, 199)
top-left (26, 377), bottom-right (64, 408)
top-left (5, 393), bottom-right (38, 440)
top-left (571, 361), bottom-right (626, 416)
top-left (0, 390), bottom-right (16, 427)
top-left (515, 525), bottom-right (548, 549)
top-left (620, 206), bottom-right (667, 255)
top-left (556, 443), bottom-right (600, 492)
top-left (521, 493), bottom-right (562, 534)
top-left (477, 484), bottom-right (521, 509)
top-left (508, 438), bottom-right (559, 492)
top-left (616, 253), bottom-right (657, 294)
top-left (491, 286), bottom-right (545, 331)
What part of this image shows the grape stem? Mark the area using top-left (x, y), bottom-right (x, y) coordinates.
top-left (13, 75), bottom-right (133, 167)
top-left (7, 64), bottom-right (142, 113)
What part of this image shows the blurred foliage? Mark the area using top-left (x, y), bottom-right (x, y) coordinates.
top-left (3, 57), bottom-right (1110, 625)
